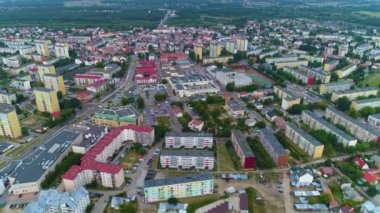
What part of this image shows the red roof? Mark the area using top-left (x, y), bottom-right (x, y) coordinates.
top-left (363, 171), bottom-right (378, 183)
top-left (171, 106), bottom-right (183, 115)
top-left (189, 119), bottom-right (203, 127)
top-left (62, 124), bottom-right (153, 180)
top-left (354, 157), bottom-right (367, 168)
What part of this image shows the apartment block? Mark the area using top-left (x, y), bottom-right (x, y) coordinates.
top-left (34, 88), bottom-right (60, 114)
top-left (319, 81), bottom-right (354, 94)
top-left (301, 110), bottom-right (357, 146)
top-left (337, 64), bottom-right (357, 78)
top-left (231, 130), bottom-right (256, 170)
top-left (265, 56), bottom-right (298, 64)
top-left (92, 106), bottom-right (139, 127)
top-left (54, 43), bottom-right (70, 58)
top-left (368, 114), bottom-right (380, 128)
top-left (209, 42), bottom-right (222, 58)
top-left (43, 74), bottom-right (66, 95)
top-left (165, 132), bottom-right (213, 149)
top-left (37, 65), bottom-right (56, 81)
top-left (35, 41), bottom-right (50, 57)
top-left (351, 98), bottom-right (380, 110)
top-left (331, 88), bottom-right (378, 102)
top-left (144, 173), bottom-right (214, 203)
top-left (0, 91), bottom-right (16, 105)
top-left (62, 124), bottom-right (154, 192)
top-left (273, 86), bottom-right (301, 110)
top-left (283, 66), bottom-right (311, 84)
top-left (194, 44), bottom-right (203, 60)
top-left (275, 60), bottom-right (309, 69)
top-left (0, 104), bottom-right (22, 138)
top-left (160, 150), bottom-right (215, 170)
top-left (285, 123), bottom-right (324, 159)
top-left (325, 107), bottom-right (380, 142)
top-left (258, 128), bottom-right (288, 167)
top-left (298, 65), bottom-right (331, 84)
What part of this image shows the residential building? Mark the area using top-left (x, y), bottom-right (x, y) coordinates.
top-left (160, 150), bottom-right (215, 170)
top-left (265, 56), bottom-right (298, 64)
top-left (33, 88), bottom-right (60, 114)
top-left (231, 130), bottom-right (255, 170)
top-left (302, 110), bottom-right (357, 146)
top-left (273, 86), bottom-right (301, 110)
top-left (0, 91), bottom-right (16, 105)
top-left (160, 53), bottom-right (187, 63)
top-left (144, 173), bottom-right (214, 203)
top-left (337, 64), bottom-right (357, 78)
top-left (351, 98), bottom-right (380, 110)
top-left (209, 42), bottom-right (222, 58)
top-left (225, 99), bottom-right (245, 117)
top-left (275, 60), bottom-right (309, 69)
top-left (37, 65), bottom-right (56, 81)
top-left (368, 114), bottom-right (380, 128)
top-left (360, 201), bottom-right (380, 213)
top-left (338, 44), bottom-right (349, 57)
top-left (188, 119), bottom-right (204, 132)
top-left (43, 74), bottom-right (66, 95)
top-left (194, 44), bottom-right (203, 60)
top-left (92, 106), bottom-right (139, 127)
top-left (323, 59), bottom-right (339, 72)
top-left (331, 88), bottom-right (378, 102)
top-left (214, 69), bottom-right (253, 88)
top-left (10, 78), bottom-right (31, 90)
top-left (236, 37), bottom-right (248, 52)
top-left (258, 128), bottom-right (288, 167)
top-left (0, 104), bottom-right (22, 138)
top-left (74, 74), bottom-right (104, 87)
top-left (298, 65), bottom-right (331, 84)
top-left (283, 66), bottom-right (312, 85)
top-left (225, 41), bottom-right (235, 53)
top-left (62, 124), bottom-right (154, 192)
top-left (35, 40), bottom-right (50, 57)
top-left (319, 81), bottom-right (354, 94)
top-left (325, 107), bottom-right (380, 142)
top-left (2, 56), bottom-right (20, 68)
top-left (202, 56), bottom-right (233, 65)
top-left (54, 43), bottom-right (69, 58)
top-left (285, 123), bottom-right (324, 159)
top-left (71, 125), bottom-right (108, 154)
top-left (165, 132), bottom-right (213, 149)
top-left (23, 187), bottom-right (90, 213)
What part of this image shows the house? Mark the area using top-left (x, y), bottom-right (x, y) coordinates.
top-left (354, 157), bottom-right (369, 170)
top-left (363, 171), bottom-right (378, 184)
top-left (172, 106), bottom-right (183, 117)
top-left (264, 110), bottom-right (277, 122)
top-left (290, 169), bottom-right (314, 187)
top-left (341, 183), bottom-right (363, 202)
top-left (188, 119), bottom-right (204, 132)
top-left (320, 167), bottom-right (334, 177)
top-left (111, 196), bottom-right (135, 209)
top-left (225, 99), bottom-right (245, 118)
top-left (245, 118), bottom-right (257, 127)
top-left (239, 190), bottom-right (249, 213)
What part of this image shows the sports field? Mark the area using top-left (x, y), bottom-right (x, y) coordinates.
top-left (359, 73), bottom-right (380, 87)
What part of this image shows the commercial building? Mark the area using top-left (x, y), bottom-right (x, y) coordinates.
top-left (258, 128), bottom-right (288, 167)
top-left (37, 65), bottom-right (56, 81)
top-left (6, 130), bottom-right (81, 194)
top-left (35, 40), bottom-right (50, 57)
top-left (165, 132), bottom-right (213, 149)
top-left (301, 110), bottom-right (357, 146)
top-left (71, 125), bottom-right (108, 154)
top-left (169, 75), bottom-right (219, 98)
top-left (231, 131), bottom-right (255, 170)
top-left (33, 88), bottom-right (60, 114)
top-left (351, 98), bottom-right (380, 110)
top-left (54, 43), bottom-right (70, 58)
top-left (275, 60), bottom-right (308, 69)
top-left (23, 187), bottom-right (90, 213)
top-left (325, 107), bottom-right (380, 142)
top-left (92, 106), bottom-right (139, 127)
top-left (160, 53), bottom-right (187, 64)
top-left (74, 74), bottom-right (104, 87)
top-left (214, 69), bottom-right (253, 88)
top-left (337, 64), bottom-right (357, 78)
top-left (368, 114), bottom-right (380, 128)
top-left (62, 124), bottom-right (154, 192)
top-left (144, 173), bottom-right (214, 203)
top-left (0, 104), bottom-right (22, 138)
top-left (160, 150), bottom-right (215, 170)
top-left (135, 60), bottom-right (157, 84)
top-left (202, 56), bottom-right (233, 65)
top-left (331, 88), bottom-right (378, 102)
top-left (0, 91), bottom-right (16, 105)
top-left (43, 74), bottom-right (66, 95)
top-left (319, 81), bottom-right (354, 94)
top-left (285, 123), bottom-right (324, 159)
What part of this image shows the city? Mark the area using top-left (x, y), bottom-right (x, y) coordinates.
top-left (0, 2), bottom-right (379, 213)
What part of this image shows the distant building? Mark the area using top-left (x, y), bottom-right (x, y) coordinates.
top-left (194, 44), bottom-right (203, 60)
top-left (225, 99), bottom-right (245, 117)
top-left (236, 37), bottom-right (248, 52)
top-left (214, 68), bottom-right (253, 88)
top-left (0, 104), bottom-right (22, 138)
top-left (43, 74), bottom-right (66, 95)
top-left (0, 91), bottom-right (16, 105)
top-left (135, 60), bottom-right (157, 84)
top-left (231, 130), bottom-right (255, 170)
top-left (23, 187), bottom-right (90, 213)
top-left (331, 88), bottom-right (378, 102)
top-left (144, 173), bottom-right (214, 202)
top-left (188, 119), bottom-right (204, 132)
top-left (37, 65), bottom-right (56, 81)
top-left (337, 64), bottom-right (357, 78)
top-left (323, 60), bottom-right (339, 72)
top-left (258, 128), bottom-right (288, 167)
top-left (33, 88), bottom-right (60, 114)
top-left (319, 81), bottom-right (354, 94)
top-left (35, 40), bottom-right (50, 57)
top-left (54, 43), bottom-right (70, 58)
top-left (165, 132), bottom-right (213, 149)
top-left (275, 60), bottom-right (308, 69)
top-left (368, 114), bottom-right (380, 128)
top-left (160, 150), bottom-right (215, 170)
top-left (92, 106), bottom-right (139, 127)
top-left (351, 98), bottom-right (380, 111)
top-left (209, 42), bottom-right (222, 58)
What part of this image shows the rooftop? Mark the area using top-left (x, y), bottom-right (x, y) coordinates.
top-left (160, 149), bottom-right (214, 158)
top-left (166, 132), bottom-right (213, 138)
top-left (232, 130), bottom-right (255, 157)
top-left (260, 128), bottom-right (286, 155)
top-left (287, 123), bottom-right (322, 146)
top-left (0, 103), bottom-right (15, 114)
top-left (144, 173), bottom-right (213, 188)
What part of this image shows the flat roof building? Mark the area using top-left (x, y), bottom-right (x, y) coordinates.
top-left (165, 132), bottom-right (213, 149)
top-left (319, 81), bottom-right (354, 94)
top-left (258, 128), bottom-right (288, 167)
top-left (351, 98), bottom-right (380, 111)
top-left (0, 103), bottom-right (22, 138)
top-left (160, 150), bottom-right (215, 170)
top-left (92, 106), bottom-right (139, 127)
top-left (331, 88), bottom-right (378, 102)
top-left (33, 87), bottom-right (60, 114)
top-left (231, 130), bottom-right (255, 170)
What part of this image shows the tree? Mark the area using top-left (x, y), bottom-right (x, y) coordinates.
top-left (254, 121), bottom-right (266, 129)
top-left (21, 127), bottom-right (29, 136)
top-left (137, 97), bottom-right (145, 110)
top-left (57, 91), bottom-right (63, 100)
top-left (95, 61), bottom-right (104, 68)
top-left (359, 106), bottom-right (376, 117)
top-left (154, 93), bottom-right (168, 102)
top-left (367, 185), bottom-right (378, 197)
top-left (288, 104), bottom-right (307, 115)
top-left (119, 202), bottom-right (138, 213)
top-left (167, 197), bottom-right (179, 205)
top-left (161, 79), bottom-right (168, 84)
top-left (226, 82), bottom-right (235, 92)
top-left (335, 97), bottom-right (351, 112)
top-left (16, 94), bottom-right (26, 103)
top-left (330, 73), bottom-right (339, 82)
top-left (121, 97), bottom-right (129, 106)
top-left (263, 99), bottom-right (273, 106)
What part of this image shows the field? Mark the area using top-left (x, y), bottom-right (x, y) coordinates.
top-left (216, 142), bottom-right (238, 172)
top-left (180, 194), bottom-right (225, 213)
top-left (21, 115), bottom-right (47, 128)
top-left (120, 151), bottom-right (139, 170)
top-left (356, 11), bottom-right (380, 17)
top-left (248, 71), bottom-right (275, 88)
top-left (358, 73), bottom-right (380, 88)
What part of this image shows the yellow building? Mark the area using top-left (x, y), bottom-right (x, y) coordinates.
top-left (0, 104), bottom-right (22, 138)
top-left (43, 74), bottom-right (66, 95)
top-left (209, 43), bottom-right (221, 58)
top-left (37, 65), bottom-right (56, 82)
top-left (55, 43), bottom-right (70, 58)
top-left (33, 88), bottom-right (60, 114)
top-left (35, 41), bottom-right (50, 57)
top-left (194, 45), bottom-right (203, 60)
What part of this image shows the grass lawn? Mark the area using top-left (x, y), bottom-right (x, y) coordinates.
top-left (21, 114), bottom-right (47, 128)
top-left (120, 151), bottom-right (138, 170)
top-left (356, 11), bottom-right (380, 17)
top-left (180, 194), bottom-right (225, 213)
top-left (358, 73), bottom-right (380, 87)
top-left (216, 142), bottom-right (238, 172)
top-left (246, 187), bottom-right (266, 213)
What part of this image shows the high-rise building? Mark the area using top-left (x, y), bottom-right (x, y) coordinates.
top-left (0, 104), bottom-right (22, 138)
top-left (338, 44), bottom-right (349, 57)
top-left (43, 74), bottom-right (66, 95)
top-left (33, 88), bottom-right (60, 114)
top-left (55, 43), bottom-right (70, 58)
top-left (35, 41), bottom-right (50, 57)
top-left (225, 41), bottom-right (235, 53)
top-left (194, 44), bottom-right (203, 60)
top-left (37, 65), bottom-right (56, 82)
top-left (236, 37), bottom-right (248, 52)
top-left (209, 42), bottom-right (221, 58)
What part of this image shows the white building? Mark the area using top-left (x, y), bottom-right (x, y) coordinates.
top-left (214, 69), bottom-right (253, 88)
top-left (2, 56), bottom-right (20, 68)
top-left (160, 150), bottom-right (215, 170)
top-left (165, 132), bottom-right (213, 149)
top-left (0, 91), bottom-right (16, 105)
top-left (55, 43), bottom-right (70, 58)
top-left (368, 114), bottom-right (380, 128)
